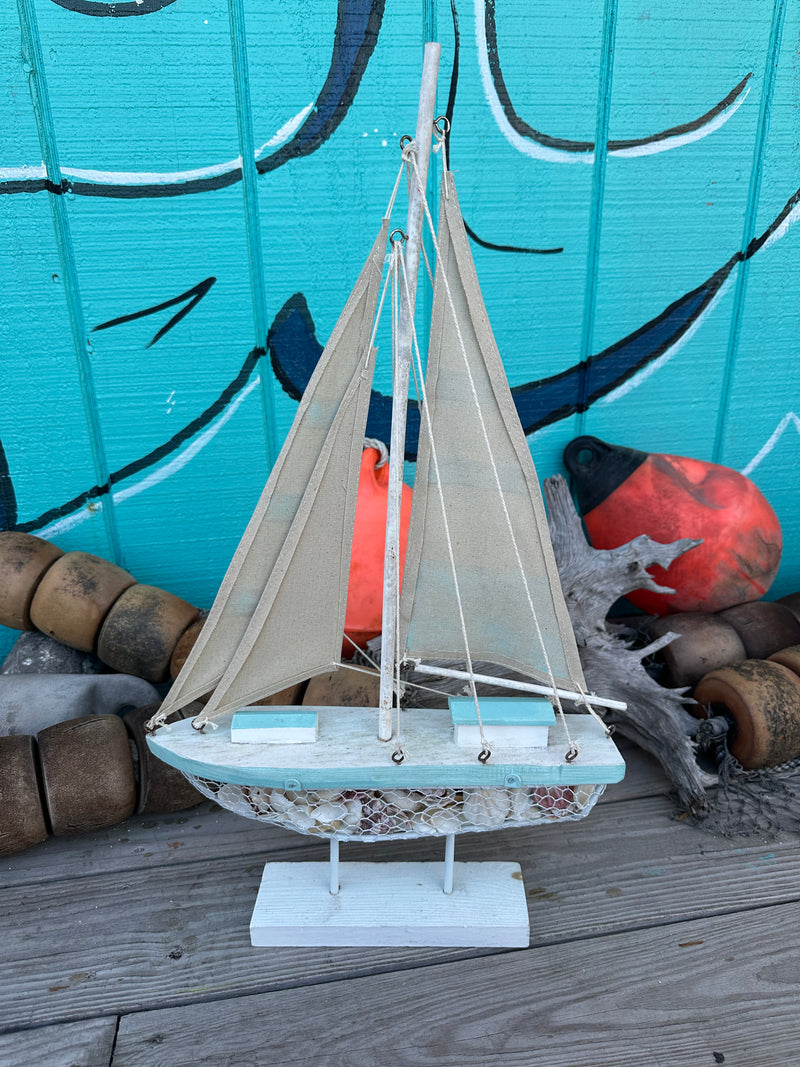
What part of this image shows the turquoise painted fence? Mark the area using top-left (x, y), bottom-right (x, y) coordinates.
top-left (1, 0), bottom-right (798, 656)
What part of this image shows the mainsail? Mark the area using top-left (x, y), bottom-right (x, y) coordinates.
top-left (159, 221), bottom-right (388, 720)
top-left (399, 175), bottom-right (584, 693)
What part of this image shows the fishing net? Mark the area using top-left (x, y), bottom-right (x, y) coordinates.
top-left (186, 775), bottom-right (604, 841)
top-left (687, 750), bottom-right (800, 840)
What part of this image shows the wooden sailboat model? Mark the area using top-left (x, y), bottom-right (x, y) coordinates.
top-left (147, 45), bottom-right (624, 947)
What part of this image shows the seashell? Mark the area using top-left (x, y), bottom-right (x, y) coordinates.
top-left (380, 789), bottom-right (424, 813)
top-left (269, 790), bottom-right (297, 814)
top-left (310, 801), bottom-right (346, 830)
top-left (341, 798), bottom-right (363, 827)
top-left (216, 784), bottom-right (251, 817)
top-left (419, 804), bottom-right (462, 835)
top-left (462, 788), bottom-right (510, 828)
top-left (508, 789), bottom-right (542, 822)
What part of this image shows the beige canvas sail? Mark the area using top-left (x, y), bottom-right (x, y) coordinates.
top-left (159, 222), bottom-right (388, 718)
top-left (399, 175), bottom-right (584, 692)
top-left (201, 358), bottom-right (376, 718)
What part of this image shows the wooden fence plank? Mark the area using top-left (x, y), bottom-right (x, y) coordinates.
top-left (110, 901), bottom-right (800, 1067)
top-left (1, 790), bottom-right (797, 1031)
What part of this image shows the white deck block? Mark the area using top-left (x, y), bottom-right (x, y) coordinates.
top-left (249, 861), bottom-right (530, 947)
top-left (231, 708), bottom-right (318, 744)
top-left (453, 723), bottom-right (550, 747)
top-left (450, 696), bottom-right (555, 748)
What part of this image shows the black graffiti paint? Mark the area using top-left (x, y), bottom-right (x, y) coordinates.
top-left (4, 182), bottom-right (797, 533)
top-left (482, 0), bottom-right (752, 156)
top-left (3, 0), bottom-right (385, 199)
top-left (92, 277), bottom-right (216, 348)
top-left (12, 346), bottom-right (266, 534)
top-left (444, 0), bottom-right (562, 256)
top-left (512, 256), bottom-right (740, 436)
top-left (0, 441), bottom-right (17, 531)
top-left (266, 278), bottom-right (730, 459)
top-left (267, 294), bottom-right (423, 457)
top-left (266, 184), bottom-right (799, 458)
top-left (49, 0), bottom-right (179, 15)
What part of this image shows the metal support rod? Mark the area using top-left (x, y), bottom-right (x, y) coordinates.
top-left (378, 41), bottom-right (441, 741)
top-left (410, 661), bottom-right (628, 712)
top-left (443, 833), bottom-right (455, 894)
top-left (329, 838), bottom-right (340, 895)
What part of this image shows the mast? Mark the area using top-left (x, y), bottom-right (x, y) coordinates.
top-left (378, 42), bottom-right (441, 741)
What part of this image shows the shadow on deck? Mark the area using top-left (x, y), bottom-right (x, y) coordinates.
top-left (1, 741), bottom-right (798, 1066)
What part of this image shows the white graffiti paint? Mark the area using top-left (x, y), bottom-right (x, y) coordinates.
top-left (741, 412), bottom-right (800, 476)
top-left (474, 0), bottom-right (749, 164)
top-left (39, 376), bottom-right (262, 538)
top-left (0, 103), bottom-right (314, 187)
top-left (597, 273), bottom-right (736, 406)
top-left (761, 195), bottom-right (800, 253)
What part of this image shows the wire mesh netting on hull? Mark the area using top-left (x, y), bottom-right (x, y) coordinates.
top-left (186, 776), bottom-right (605, 840)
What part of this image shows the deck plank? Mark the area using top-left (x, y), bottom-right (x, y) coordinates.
top-left (0, 1017), bottom-right (117, 1067)
top-left (0, 743), bottom-right (670, 890)
top-left (0, 802), bottom-right (310, 890)
top-left (1, 790), bottom-right (798, 1032)
top-left (601, 737), bottom-right (672, 800)
top-left (110, 901), bottom-right (800, 1067)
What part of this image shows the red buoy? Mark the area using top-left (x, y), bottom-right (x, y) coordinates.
top-left (343, 446), bottom-right (413, 652)
top-left (564, 436), bottom-right (782, 615)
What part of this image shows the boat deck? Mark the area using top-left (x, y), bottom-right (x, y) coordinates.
top-left (2, 740), bottom-right (798, 1066)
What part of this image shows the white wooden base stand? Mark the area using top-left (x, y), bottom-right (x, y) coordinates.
top-left (249, 857), bottom-right (530, 947)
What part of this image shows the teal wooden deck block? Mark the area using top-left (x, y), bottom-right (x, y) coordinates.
top-left (449, 697), bottom-right (556, 748)
top-left (231, 707), bottom-right (319, 744)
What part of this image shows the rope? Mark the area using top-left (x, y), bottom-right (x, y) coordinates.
top-left (410, 154), bottom-right (580, 760)
top-left (368, 239), bottom-right (398, 359)
top-left (432, 117), bottom-right (449, 194)
top-left (398, 231), bottom-right (490, 761)
top-left (384, 157), bottom-right (408, 222)
top-left (390, 239), bottom-right (405, 763)
top-left (363, 438), bottom-right (389, 466)
top-left (337, 639), bottom-right (465, 703)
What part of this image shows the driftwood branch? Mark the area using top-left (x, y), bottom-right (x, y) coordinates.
top-left (544, 474), bottom-right (715, 809)
top-left (389, 474), bottom-right (714, 809)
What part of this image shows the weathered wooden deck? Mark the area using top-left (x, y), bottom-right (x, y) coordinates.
top-left (1, 740), bottom-right (798, 1067)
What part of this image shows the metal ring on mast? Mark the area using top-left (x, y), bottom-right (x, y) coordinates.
top-left (389, 229), bottom-right (408, 244)
top-left (433, 115), bottom-right (450, 135)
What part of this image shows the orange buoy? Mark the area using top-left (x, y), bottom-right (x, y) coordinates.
top-left (343, 445), bottom-right (412, 653)
top-left (564, 436), bottom-right (782, 615)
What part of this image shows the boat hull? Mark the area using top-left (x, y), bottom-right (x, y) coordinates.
top-left (147, 706), bottom-right (625, 791)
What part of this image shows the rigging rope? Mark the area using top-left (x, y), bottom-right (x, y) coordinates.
top-left (397, 212), bottom-right (490, 760)
top-left (409, 152), bottom-right (590, 759)
top-left (390, 239), bottom-right (405, 763)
